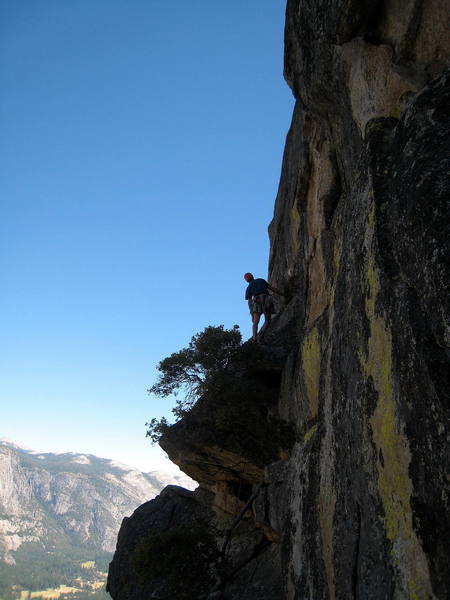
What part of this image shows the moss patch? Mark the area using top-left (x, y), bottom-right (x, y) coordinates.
top-left (361, 255), bottom-right (433, 598)
top-left (303, 423), bottom-right (318, 442)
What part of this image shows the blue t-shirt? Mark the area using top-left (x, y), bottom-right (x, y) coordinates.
top-left (245, 278), bottom-right (269, 300)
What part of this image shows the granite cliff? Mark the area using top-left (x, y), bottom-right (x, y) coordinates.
top-left (107, 1), bottom-right (449, 598)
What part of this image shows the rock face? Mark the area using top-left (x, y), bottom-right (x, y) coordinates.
top-left (108, 486), bottom-right (219, 599)
top-left (107, 1), bottom-right (449, 599)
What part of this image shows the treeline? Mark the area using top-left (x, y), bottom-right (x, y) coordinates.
top-left (0, 543), bottom-right (112, 599)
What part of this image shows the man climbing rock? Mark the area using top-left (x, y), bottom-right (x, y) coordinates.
top-left (244, 272), bottom-right (284, 341)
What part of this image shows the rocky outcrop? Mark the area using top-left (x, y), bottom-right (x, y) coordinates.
top-left (159, 344), bottom-right (294, 494)
top-left (107, 1), bottom-right (449, 598)
top-left (108, 486), bottom-right (218, 599)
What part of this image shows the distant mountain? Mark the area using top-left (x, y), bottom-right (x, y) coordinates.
top-left (0, 440), bottom-right (195, 599)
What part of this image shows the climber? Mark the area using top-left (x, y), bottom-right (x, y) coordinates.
top-left (244, 272), bottom-right (284, 341)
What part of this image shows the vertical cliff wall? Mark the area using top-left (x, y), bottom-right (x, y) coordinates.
top-left (108, 2), bottom-right (449, 598)
top-left (266, 1), bottom-right (450, 598)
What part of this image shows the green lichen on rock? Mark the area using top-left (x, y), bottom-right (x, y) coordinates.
top-left (303, 423), bottom-right (318, 442)
top-left (361, 257), bottom-right (433, 598)
top-left (302, 327), bottom-right (321, 418)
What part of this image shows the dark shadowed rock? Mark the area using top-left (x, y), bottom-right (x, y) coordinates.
top-left (159, 342), bottom-right (295, 495)
top-left (107, 486), bottom-right (220, 600)
top-left (107, 485), bottom-right (283, 600)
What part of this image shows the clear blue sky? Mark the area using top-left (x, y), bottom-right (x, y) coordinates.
top-left (0, 0), bottom-right (293, 473)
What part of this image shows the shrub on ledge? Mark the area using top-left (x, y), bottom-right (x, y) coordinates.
top-left (146, 325), bottom-right (242, 443)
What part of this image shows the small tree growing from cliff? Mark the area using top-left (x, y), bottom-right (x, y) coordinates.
top-left (146, 325), bottom-right (242, 443)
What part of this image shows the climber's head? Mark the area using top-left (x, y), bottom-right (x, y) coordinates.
top-left (244, 273), bottom-right (254, 282)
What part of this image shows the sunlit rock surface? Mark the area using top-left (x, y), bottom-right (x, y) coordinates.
top-left (108, 1), bottom-right (449, 598)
